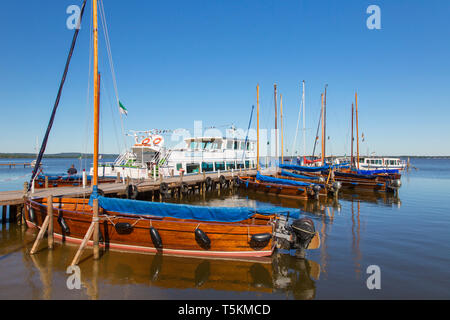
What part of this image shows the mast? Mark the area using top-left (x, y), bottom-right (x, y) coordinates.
top-left (280, 94), bottom-right (284, 164)
top-left (93, 0), bottom-right (99, 187)
top-left (257, 84), bottom-right (260, 171)
top-left (302, 80), bottom-right (306, 158)
top-left (323, 85), bottom-right (327, 162)
top-left (321, 93), bottom-right (324, 165)
top-left (274, 84), bottom-right (278, 165)
top-left (351, 103), bottom-right (354, 167)
top-left (355, 92), bottom-right (360, 169)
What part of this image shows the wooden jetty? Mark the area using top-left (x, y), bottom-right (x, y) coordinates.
top-left (0, 162), bottom-right (32, 168)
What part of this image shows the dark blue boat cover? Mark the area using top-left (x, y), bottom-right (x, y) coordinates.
top-left (279, 163), bottom-right (350, 172)
top-left (280, 170), bottom-right (320, 180)
top-left (256, 172), bottom-right (312, 187)
top-left (89, 194), bottom-right (301, 222)
top-left (354, 169), bottom-right (399, 175)
top-left (37, 174), bottom-right (87, 181)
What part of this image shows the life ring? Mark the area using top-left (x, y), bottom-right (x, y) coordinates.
top-left (153, 138), bottom-right (162, 145)
top-left (141, 138), bottom-right (151, 145)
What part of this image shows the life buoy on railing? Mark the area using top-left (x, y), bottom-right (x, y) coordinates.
top-left (153, 138), bottom-right (162, 145)
top-left (141, 138), bottom-right (151, 145)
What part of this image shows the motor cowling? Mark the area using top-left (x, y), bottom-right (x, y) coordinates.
top-left (290, 217), bottom-right (315, 250)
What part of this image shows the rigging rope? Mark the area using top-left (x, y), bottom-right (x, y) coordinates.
top-left (28, 0), bottom-right (88, 191)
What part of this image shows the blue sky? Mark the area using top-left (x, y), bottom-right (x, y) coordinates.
top-left (1, 0), bottom-right (449, 156)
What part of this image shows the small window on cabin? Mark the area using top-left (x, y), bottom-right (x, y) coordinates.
top-left (215, 162), bottom-right (225, 170)
top-left (240, 142), bottom-right (245, 150)
top-left (234, 141), bottom-right (239, 150)
top-left (189, 141), bottom-right (196, 149)
top-left (226, 141), bottom-right (233, 149)
top-left (176, 163), bottom-right (183, 170)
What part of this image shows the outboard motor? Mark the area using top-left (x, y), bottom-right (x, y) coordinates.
top-left (273, 215), bottom-right (317, 259)
top-left (389, 179), bottom-right (402, 189)
top-left (330, 181), bottom-right (342, 194)
top-left (308, 185), bottom-right (321, 199)
top-left (290, 218), bottom-right (316, 259)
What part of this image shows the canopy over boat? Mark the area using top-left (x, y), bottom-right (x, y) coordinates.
top-left (280, 170), bottom-right (320, 180)
top-left (89, 194), bottom-right (301, 223)
top-left (256, 172), bottom-right (312, 187)
top-left (279, 163), bottom-right (350, 172)
top-left (354, 169), bottom-right (400, 175)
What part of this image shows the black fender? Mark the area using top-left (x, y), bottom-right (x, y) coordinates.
top-left (150, 226), bottom-right (163, 249)
top-left (195, 228), bottom-right (211, 249)
top-left (58, 215), bottom-right (70, 234)
top-left (126, 184), bottom-right (138, 199)
top-left (115, 222), bottom-right (133, 235)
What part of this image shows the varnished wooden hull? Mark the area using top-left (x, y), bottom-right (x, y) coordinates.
top-left (24, 197), bottom-right (275, 258)
top-left (34, 177), bottom-right (115, 189)
top-left (283, 169), bottom-right (392, 193)
top-left (238, 177), bottom-right (323, 200)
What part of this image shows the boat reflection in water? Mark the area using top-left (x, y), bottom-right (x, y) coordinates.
top-left (20, 225), bottom-right (320, 299)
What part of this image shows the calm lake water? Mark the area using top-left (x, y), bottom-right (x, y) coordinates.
top-left (0, 158), bottom-right (449, 299)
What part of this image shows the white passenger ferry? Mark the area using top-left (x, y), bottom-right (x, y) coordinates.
top-left (91, 130), bottom-right (257, 179)
top-left (357, 157), bottom-right (406, 171)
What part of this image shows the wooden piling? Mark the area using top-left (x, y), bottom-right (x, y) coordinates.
top-left (45, 176), bottom-right (49, 189)
top-left (47, 196), bottom-right (54, 249)
top-left (9, 205), bottom-right (17, 223)
top-left (30, 214), bottom-right (50, 254)
top-left (116, 172), bottom-right (121, 183)
top-left (1, 206), bottom-right (6, 224)
top-left (93, 198), bottom-right (100, 260)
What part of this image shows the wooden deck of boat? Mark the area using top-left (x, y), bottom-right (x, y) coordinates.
top-left (0, 169), bottom-right (268, 206)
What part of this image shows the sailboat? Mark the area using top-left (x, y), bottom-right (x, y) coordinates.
top-left (24, 0), bottom-right (320, 261)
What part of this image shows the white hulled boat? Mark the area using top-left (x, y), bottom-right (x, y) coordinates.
top-left (90, 129), bottom-right (257, 179)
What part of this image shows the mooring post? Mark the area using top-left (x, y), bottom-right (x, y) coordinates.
top-left (116, 172), bottom-right (121, 183)
top-left (93, 198), bottom-right (100, 260)
top-left (47, 196), bottom-right (54, 249)
top-left (82, 170), bottom-right (87, 188)
top-left (1, 206), bottom-right (6, 224)
top-left (9, 205), bottom-right (17, 223)
top-left (45, 176), bottom-right (48, 189)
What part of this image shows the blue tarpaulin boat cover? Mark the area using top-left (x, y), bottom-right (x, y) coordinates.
top-left (37, 174), bottom-right (88, 181)
top-left (256, 172), bottom-right (312, 187)
top-left (354, 169), bottom-right (399, 175)
top-left (89, 195), bottom-right (301, 222)
top-left (280, 170), bottom-right (320, 180)
top-left (279, 163), bottom-right (350, 172)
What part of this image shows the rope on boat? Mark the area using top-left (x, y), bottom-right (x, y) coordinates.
top-left (28, 0), bottom-right (88, 192)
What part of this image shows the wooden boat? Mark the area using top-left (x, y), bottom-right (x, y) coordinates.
top-left (280, 164), bottom-right (401, 193)
top-left (33, 174), bottom-right (115, 189)
top-left (238, 174), bottom-right (323, 200)
top-left (25, 197), bottom-right (277, 258)
top-left (277, 169), bottom-right (341, 196)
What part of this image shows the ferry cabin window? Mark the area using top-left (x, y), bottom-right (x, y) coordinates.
top-left (189, 141), bottom-right (198, 149)
top-left (212, 141), bottom-right (222, 150)
top-left (186, 163), bottom-right (200, 174)
top-left (226, 162), bottom-right (235, 170)
top-left (202, 162), bottom-right (214, 172)
top-left (215, 162), bottom-right (225, 170)
top-left (216, 162), bottom-right (225, 170)
top-left (203, 141), bottom-right (213, 150)
top-left (240, 142), bottom-right (246, 150)
top-left (245, 160), bottom-right (250, 168)
top-left (226, 140), bottom-right (233, 150)
top-left (234, 141), bottom-right (239, 150)
top-left (236, 162), bottom-right (245, 169)
top-left (176, 163), bottom-right (183, 171)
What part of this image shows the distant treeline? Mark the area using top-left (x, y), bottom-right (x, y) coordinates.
top-left (0, 153), bottom-right (119, 159)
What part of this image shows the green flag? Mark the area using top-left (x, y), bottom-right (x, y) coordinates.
top-left (119, 101), bottom-right (128, 116)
